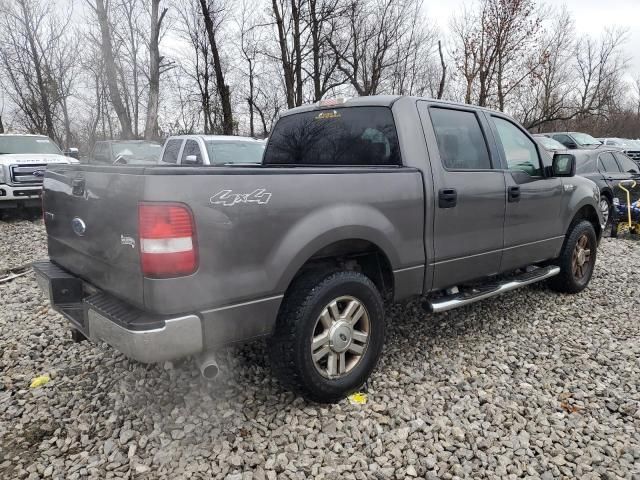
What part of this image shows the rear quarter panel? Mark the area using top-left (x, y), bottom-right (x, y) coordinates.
top-left (141, 167), bottom-right (425, 315)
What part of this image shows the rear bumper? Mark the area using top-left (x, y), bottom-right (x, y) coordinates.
top-left (33, 260), bottom-right (203, 363)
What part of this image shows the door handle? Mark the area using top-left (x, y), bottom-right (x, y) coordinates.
top-left (438, 188), bottom-right (457, 208)
top-left (508, 186), bottom-right (520, 202)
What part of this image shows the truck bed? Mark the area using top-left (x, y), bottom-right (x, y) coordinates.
top-left (42, 164), bottom-right (426, 316)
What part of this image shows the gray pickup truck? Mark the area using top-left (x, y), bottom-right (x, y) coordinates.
top-left (34, 96), bottom-right (603, 402)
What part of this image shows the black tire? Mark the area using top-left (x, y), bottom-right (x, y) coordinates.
top-left (610, 221), bottom-right (619, 238)
top-left (548, 220), bottom-right (597, 294)
top-left (599, 195), bottom-right (612, 231)
top-left (268, 270), bottom-right (385, 403)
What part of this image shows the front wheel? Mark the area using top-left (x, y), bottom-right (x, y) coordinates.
top-left (268, 270), bottom-right (385, 403)
top-left (599, 195), bottom-right (612, 230)
top-left (548, 220), bottom-right (597, 294)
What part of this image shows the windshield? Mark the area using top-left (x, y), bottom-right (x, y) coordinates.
top-left (112, 142), bottom-right (162, 161)
top-left (537, 136), bottom-right (566, 151)
top-left (205, 141), bottom-right (265, 165)
top-left (0, 136), bottom-right (62, 155)
top-left (572, 133), bottom-right (601, 146)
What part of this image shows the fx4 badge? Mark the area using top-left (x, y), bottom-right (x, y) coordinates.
top-left (210, 188), bottom-right (272, 207)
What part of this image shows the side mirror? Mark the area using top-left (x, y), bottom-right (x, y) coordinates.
top-left (552, 153), bottom-right (576, 177)
top-left (113, 156), bottom-right (128, 165)
top-left (183, 155), bottom-right (199, 165)
top-left (65, 147), bottom-right (79, 159)
top-left (566, 142), bottom-right (577, 149)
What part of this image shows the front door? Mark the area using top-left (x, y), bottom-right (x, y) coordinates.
top-left (418, 102), bottom-right (506, 289)
top-left (488, 115), bottom-right (565, 271)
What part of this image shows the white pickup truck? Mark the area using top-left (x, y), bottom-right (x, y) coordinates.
top-left (0, 134), bottom-right (78, 211)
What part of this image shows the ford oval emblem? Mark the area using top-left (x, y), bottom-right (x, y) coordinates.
top-left (71, 217), bottom-right (87, 236)
top-left (32, 169), bottom-right (46, 178)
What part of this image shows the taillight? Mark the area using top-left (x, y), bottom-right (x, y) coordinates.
top-left (138, 203), bottom-right (198, 278)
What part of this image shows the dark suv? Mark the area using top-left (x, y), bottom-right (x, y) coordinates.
top-left (541, 132), bottom-right (605, 150)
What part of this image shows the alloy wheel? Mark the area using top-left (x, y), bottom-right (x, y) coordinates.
top-left (572, 234), bottom-right (592, 280)
top-left (311, 296), bottom-right (370, 378)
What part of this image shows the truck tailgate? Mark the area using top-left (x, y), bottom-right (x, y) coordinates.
top-left (42, 165), bottom-right (145, 308)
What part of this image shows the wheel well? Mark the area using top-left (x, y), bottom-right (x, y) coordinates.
top-left (600, 189), bottom-right (613, 201)
top-left (571, 205), bottom-right (602, 240)
top-left (293, 239), bottom-right (394, 299)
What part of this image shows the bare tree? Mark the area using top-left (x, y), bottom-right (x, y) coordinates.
top-left (88, 0), bottom-right (134, 138)
top-left (198, 0), bottom-right (234, 134)
top-left (451, 0), bottom-right (544, 110)
top-left (144, 0), bottom-right (169, 139)
top-left (328, 0), bottom-right (425, 96)
top-left (0, 0), bottom-right (78, 144)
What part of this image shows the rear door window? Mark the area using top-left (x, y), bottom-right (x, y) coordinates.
top-left (613, 152), bottom-right (639, 174)
top-left (263, 106), bottom-right (401, 166)
top-left (429, 107), bottom-right (492, 170)
top-left (180, 140), bottom-right (203, 165)
top-left (598, 152), bottom-right (621, 173)
top-left (162, 140), bottom-right (182, 164)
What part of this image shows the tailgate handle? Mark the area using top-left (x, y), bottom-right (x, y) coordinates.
top-left (72, 177), bottom-right (85, 196)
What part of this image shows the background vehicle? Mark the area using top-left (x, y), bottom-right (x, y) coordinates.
top-left (533, 134), bottom-right (567, 153)
top-left (159, 135), bottom-right (265, 165)
top-left (541, 132), bottom-right (605, 150)
top-left (596, 138), bottom-right (640, 165)
top-left (0, 134), bottom-right (78, 211)
top-left (573, 149), bottom-right (640, 228)
top-left (34, 96), bottom-right (602, 402)
top-left (90, 140), bottom-right (163, 165)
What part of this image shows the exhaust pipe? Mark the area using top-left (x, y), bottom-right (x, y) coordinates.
top-left (195, 352), bottom-right (219, 380)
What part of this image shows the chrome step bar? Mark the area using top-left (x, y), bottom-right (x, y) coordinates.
top-left (425, 266), bottom-right (561, 314)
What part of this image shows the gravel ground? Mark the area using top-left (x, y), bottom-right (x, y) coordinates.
top-left (1, 216), bottom-right (639, 480)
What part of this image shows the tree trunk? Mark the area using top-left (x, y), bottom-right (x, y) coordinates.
top-left (95, 0), bottom-right (133, 139)
top-left (18, 0), bottom-right (55, 139)
top-left (199, 0), bottom-right (234, 135)
top-left (437, 40), bottom-right (446, 99)
top-left (272, 0), bottom-right (295, 109)
top-left (144, 0), bottom-right (167, 140)
top-left (291, 0), bottom-right (303, 106)
top-left (0, 116), bottom-right (4, 134)
top-left (247, 59), bottom-right (255, 137)
top-left (310, 0), bottom-right (322, 101)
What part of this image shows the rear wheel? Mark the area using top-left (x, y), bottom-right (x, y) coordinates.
top-left (268, 270), bottom-right (385, 403)
top-left (548, 220), bottom-right (597, 294)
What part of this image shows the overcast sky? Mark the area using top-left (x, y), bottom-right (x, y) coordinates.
top-left (428, 0), bottom-right (640, 77)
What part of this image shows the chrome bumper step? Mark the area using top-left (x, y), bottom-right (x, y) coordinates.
top-left (424, 265), bottom-right (561, 313)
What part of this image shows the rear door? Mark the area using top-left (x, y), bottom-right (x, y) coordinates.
top-left (599, 151), bottom-right (628, 189)
top-left (43, 165), bottom-right (145, 307)
top-left (488, 114), bottom-right (564, 271)
top-left (418, 102), bottom-right (506, 289)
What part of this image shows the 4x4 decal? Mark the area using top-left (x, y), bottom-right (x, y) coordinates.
top-left (210, 188), bottom-right (272, 206)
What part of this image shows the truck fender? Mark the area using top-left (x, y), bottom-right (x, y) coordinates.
top-left (269, 204), bottom-right (402, 294)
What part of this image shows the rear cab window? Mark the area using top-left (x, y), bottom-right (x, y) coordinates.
top-left (263, 106), bottom-right (401, 166)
